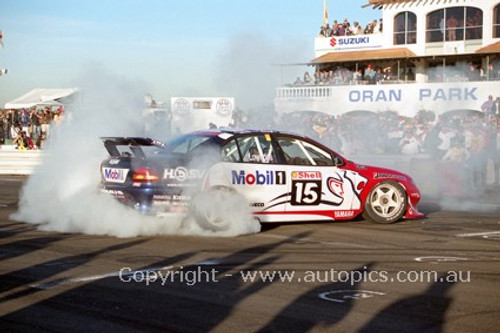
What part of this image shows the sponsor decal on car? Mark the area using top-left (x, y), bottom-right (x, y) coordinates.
top-left (374, 173), bottom-right (407, 181)
top-left (334, 210), bottom-right (355, 218)
top-left (231, 170), bottom-right (286, 185)
top-left (327, 176), bottom-right (345, 198)
top-left (152, 194), bottom-right (172, 200)
top-left (291, 172), bottom-right (322, 206)
top-left (164, 167), bottom-right (205, 181)
top-left (102, 168), bottom-right (129, 183)
top-left (100, 189), bottom-right (125, 198)
top-left (291, 171), bottom-right (321, 180)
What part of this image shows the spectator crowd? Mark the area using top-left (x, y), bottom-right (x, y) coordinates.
top-left (318, 17), bottom-right (383, 37)
top-left (0, 106), bottom-right (64, 150)
top-left (291, 61), bottom-right (499, 87)
top-left (279, 109), bottom-right (500, 191)
top-left (294, 64), bottom-right (409, 86)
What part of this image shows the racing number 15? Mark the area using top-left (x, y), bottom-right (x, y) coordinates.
top-left (291, 181), bottom-right (321, 205)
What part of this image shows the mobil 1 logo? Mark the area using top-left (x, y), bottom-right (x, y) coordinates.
top-left (291, 171), bottom-right (322, 205)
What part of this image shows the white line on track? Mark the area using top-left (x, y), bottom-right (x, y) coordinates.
top-left (31, 265), bottom-right (174, 290)
top-left (258, 233), bottom-right (371, 248)
top-left (456, 231), bottom-right (500, 237)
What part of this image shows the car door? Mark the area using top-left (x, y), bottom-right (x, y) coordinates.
top-left (217, 134), bottom-right (287, 218)
top-left (275, 135), bottom-right (366, 221)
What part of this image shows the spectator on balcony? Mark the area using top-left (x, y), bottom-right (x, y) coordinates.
top-left (331, 20), bottom-right (339, 36)
top-left (495, 97), bottom-right (500, 116)
top-left (352, 69), bottom-right (362, 84)
top-left (371, 19), bottom-right (380, 34)
top-left (481, 95), bottom-right (497, 116)
top-left (293, 76), bottom-right (304, 86)
top-left (344, 22), bottom-right (353, 36)
top-left (487, 63), bottom-right (497, 80)
top-left (318, 24), bottom-right (330, 37)
top-left (364, 64), bottom-right (376, 84)
top-left (303, 71), bottom-right (313, 85)
top-left (364, 22), bottom-right (374, 34)
top-left (446, 14), bottom-right (459, 41)
top-left (353, 22), bottom-right (363, 35)
top-left (375, 67), bottom-right (384, 84)
top-left (337, 23), bottom-right (345, 36)
top-left (383, 66), bottom-right (396, 81)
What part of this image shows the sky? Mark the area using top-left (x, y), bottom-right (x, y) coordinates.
top-left (0, 0), bottom-right (379, 109)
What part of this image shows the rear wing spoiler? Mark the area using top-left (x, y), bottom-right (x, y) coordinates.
top-left (101, 137), bottom-right (165, 158)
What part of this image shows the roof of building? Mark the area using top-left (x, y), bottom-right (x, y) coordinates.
top-left (364, 0), bottom-right (417, 9)
top-left (475, 40), bottom-right (500, 54)
top-left (4, 88), bottom-right (78, 109)
top-left (310, 47), bottom-right (417, 64)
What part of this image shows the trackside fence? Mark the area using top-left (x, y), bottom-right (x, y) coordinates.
top-left (0, 147), bottom-right (42, 175)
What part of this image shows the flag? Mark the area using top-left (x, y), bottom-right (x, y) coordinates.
top-left (323, 0), bottom-right (328, 26)
top-left (0, 30), bottom-right (3, 47)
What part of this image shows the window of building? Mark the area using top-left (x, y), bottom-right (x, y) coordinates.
top-left (394, 11), bottom-right (417, 45)
top-left (493, 4), bottom-right (500, 38)
top-left (426, 6), bottom-right (482, 43)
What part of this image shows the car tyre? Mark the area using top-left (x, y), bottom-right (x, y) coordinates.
top-left (190, 186), bottom-right (233, 231)
top-left (362, 181), bottom-right (407, 224)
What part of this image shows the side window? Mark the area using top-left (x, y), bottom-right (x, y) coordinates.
top-left (221, 138), bottom-right (241, 162)
top-left (170, 136), bottom-right (210, 154)
top-left (277, 136), bottom-right (334, 166)
top-left (237, 134), bottom-right (277, 164)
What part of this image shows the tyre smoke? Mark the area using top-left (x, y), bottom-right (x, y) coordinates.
top-left (11, 65), bottom-right (260, 237)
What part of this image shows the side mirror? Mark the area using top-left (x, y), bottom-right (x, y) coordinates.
top-left (333, 156), bottom-right (344, 166)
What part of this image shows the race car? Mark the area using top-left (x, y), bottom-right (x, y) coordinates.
top-left (99, 129), bottom-right (424, 229)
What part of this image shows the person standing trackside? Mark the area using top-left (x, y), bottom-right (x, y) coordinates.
top-left (481, 95), bottom-right (497, 116)
top-left (31, 109), bottom-right (41, 140)
top-left (41, 108), bottom-right (52, 138)
top-left (19, 108), bottom-right (31, 136)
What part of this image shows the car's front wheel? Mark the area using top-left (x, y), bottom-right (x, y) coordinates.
top-left (362, 181), bottom-right (407, 224)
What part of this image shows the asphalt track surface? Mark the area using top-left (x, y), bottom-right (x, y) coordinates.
top-left (1, 176), bottom-right (499, 332)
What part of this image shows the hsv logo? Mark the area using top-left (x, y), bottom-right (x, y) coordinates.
top-left (103, 168), bottom-right (129, 183)
top-left (164, 167), bottom-right (204, 181)
top-left (232, 170), bottom-right (286, 185)
top-left (292, 171), bottom-right (321, 180)
top-left (330, 38), bottom-right (337, 47)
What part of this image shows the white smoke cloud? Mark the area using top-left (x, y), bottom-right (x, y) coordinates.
top-left (213, 32), bottom-right (310, 111)
top-left (11, 64), bottom-right (260, 237)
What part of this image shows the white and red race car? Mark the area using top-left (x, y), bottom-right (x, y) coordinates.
top-left (100, 129), bottom-right (424, 229)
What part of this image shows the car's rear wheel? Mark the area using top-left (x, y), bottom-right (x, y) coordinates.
top-left (190, 186), bottom-right (233, 231)
top-left (362, 181), bottom-right (407, 224)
